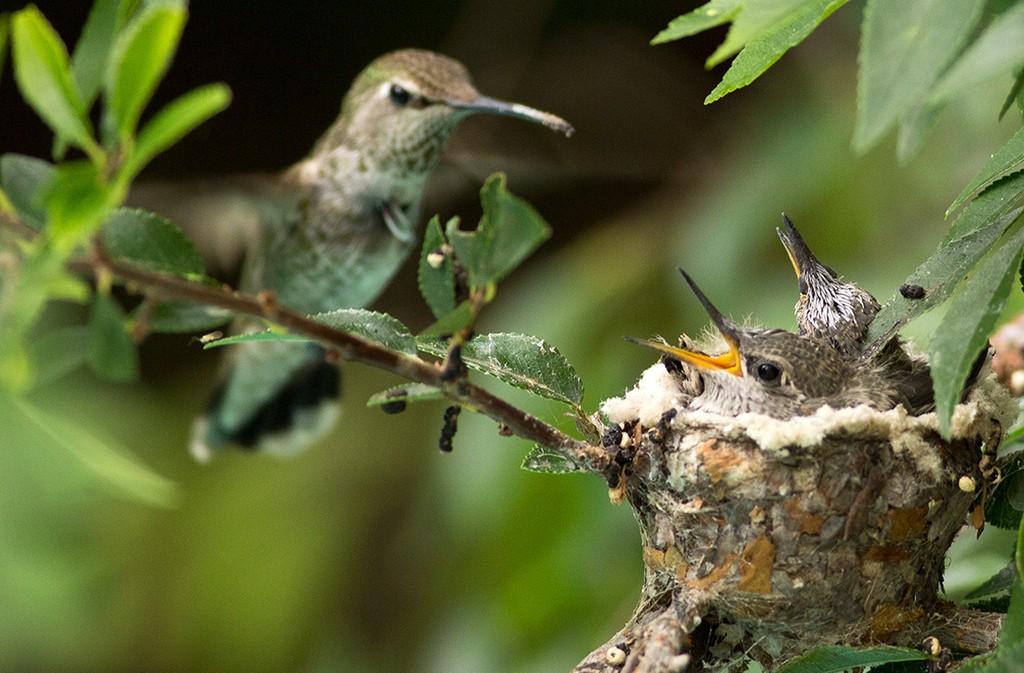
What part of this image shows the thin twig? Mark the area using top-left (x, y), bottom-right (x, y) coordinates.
top-left (86, 242), bottom-right (606, 469)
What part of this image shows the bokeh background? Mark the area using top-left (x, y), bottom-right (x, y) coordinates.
top-left (1, 1), bottom-right (1021, 671)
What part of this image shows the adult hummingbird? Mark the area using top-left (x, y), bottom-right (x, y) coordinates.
top-left (189, 49), bottom-right (573, 461)
top-left (627, 270), bottom-right (900, 418)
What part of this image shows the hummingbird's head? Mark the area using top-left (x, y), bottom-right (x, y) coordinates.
top-left (627, 270), bottom-right (852, 404)
top-left (316, 49), bottom-right (573, 172)
top-left (776, 213), bottom-right (880, 353)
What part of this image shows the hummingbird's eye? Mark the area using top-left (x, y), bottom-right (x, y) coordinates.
top-left (754, 361), bottom-right (782, 386)
top-left (388, 84), bottom-right (412, 107)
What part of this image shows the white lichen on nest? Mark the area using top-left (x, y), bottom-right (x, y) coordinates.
top-left (602, 365), bottom-right (1017, 483)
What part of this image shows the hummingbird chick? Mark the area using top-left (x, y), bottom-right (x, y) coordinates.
top-left (776, 214), bottom-right (880, 356)
top-left (628, 271), bottom-right (901, 418)
top-left (776, 215), bottom-right (938, 415)
top-left (190, 49), bottom-right (573, 460)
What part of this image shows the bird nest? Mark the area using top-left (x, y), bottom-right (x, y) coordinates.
top-left (591, 364), bottom-right (1016, 670)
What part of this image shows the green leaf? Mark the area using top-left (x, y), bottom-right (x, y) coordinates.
top-left (447, 173), bottom-right (551, 288)
top-left (963, 561), bottom-right (1017, 606)
top-left (865, 204), bottom-right (1024, 350)
top-left (896, 103), bottom-right (941, 163)
top-left (418, 332), bottom-right (584, 406)
top-left (418, 215), bottom-right (456, 320)
top-left (122, 82), bottom-right (231, 179)
top-left (202, 331), bottom-right (306, 349)
top-left (205, 309), bottom-right (417, 355)
top-left (948, 126), bottom-right (1024, 216)
top-left (945, 170), bottom-right (1024, 243)
top-left (27, 324), bottom-right (91, 389)
top-left (101, 207), bottom-right (204, 275)
top-left (705, 0), bottom-right (848, 104)
top-left (88, 292), bottom-right (140, 382)
top-left (0, 389), bottom-right (178, 507)
top-left (0, 153), bottom-right (55, 228)
top-left (650, 0), bottom-right (742, 45)
top-left (774, 645), bottom-right (927, 673)
top-left (366, 383), bottom-right (444, 408)
top-left (417, 300), bottom-right (475, 340)
top-left (312, 308), bottom-right (416, 354)
top-left (707, 0), bottom-right (815, 66)
top-left (521, 445), bottom-right (581, 474)
top-left (10, 7), bottom-right (99, 161)
top-left (106, 0), bottom-right (186, 141)
top-left (45, 160), bottom-right (116, 248)
top-left (986, 451), bottom-right (1024, 529)
top-left (145, 300), bottom-right (231, 333)
top-left (71, 0), bottom-right (124, 108)
top-left (931, 2), bottom-right (1024, 105)
top-left (999, 67), bottom-right (1024, 121)
top-left (931, 221), bottom-right (1024, 437)
top-left (854, 0), bottom-right (984, 152)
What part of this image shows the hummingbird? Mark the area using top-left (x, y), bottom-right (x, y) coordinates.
top-left (189, 49), bottom-right (573, 461)
top-left (627, 270), bottom-right (901, 418)
top-left (775, 215), bottom-right (937, 415)
top-left (775, 214), bottom-right (880, 356)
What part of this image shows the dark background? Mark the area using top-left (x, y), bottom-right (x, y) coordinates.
top-left (1, 2), bottom-right (1019, 672)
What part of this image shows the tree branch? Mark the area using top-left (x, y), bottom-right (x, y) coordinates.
top-left (79, 241), bottom-right (606, 468)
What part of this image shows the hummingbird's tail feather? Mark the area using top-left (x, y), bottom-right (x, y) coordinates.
top-left (190, 341), bottom-right (341, 461)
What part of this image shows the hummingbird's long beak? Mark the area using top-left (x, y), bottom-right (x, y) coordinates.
top-left (449, 95), bottom-right (575, 137)
top-left (776, 213), bottom-right (815, 279)
top-left (623, 270), bottom-right (744, 377)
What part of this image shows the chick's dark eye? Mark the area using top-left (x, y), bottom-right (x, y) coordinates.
top-left (389, 84), bottom-right (411, 107)
top-left (755, 362), bottom-right (782, 385)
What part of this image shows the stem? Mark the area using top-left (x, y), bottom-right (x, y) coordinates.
top-left (83, 242), bottom-right (605, 469)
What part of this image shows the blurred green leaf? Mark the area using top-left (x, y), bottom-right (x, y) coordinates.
top-left (948, 126), bottom-right (1024, 216)
top-left (930, 221), bottom-right (1024, 437)
top-left (145, 300), bottom-right (231, 333)
top-left (88, 292), bottom-right (140, 382)
top-left (0, 153), bottom-right (55, 228)
top-left (931, 2), bottom-right (1024, 105)
top-left (866, 204), bottom-right (1023, 350)
top-left (705, 0), bottom-right (848, 104)
top-left (366, 383), bottom-right (444, 408)
top-left (1000, 67), bottom-right (1024, 121)
top-left (419, 332), bottom-right (584, 407)
top-left (27, 324), bottom-right (91, 389)
top-left (650, 0), bottom-right (742, 45)
top-left (122, 82), bottom-right (231, 179)
top-left (45, 160), bottom-right (115, 248)
top-left (854, 0), bottom-right (984, 152)
top-left (521, 445), bottom-right (581, 474)
top-left (417, 300), bottom-right (474, 340)
top-left (101, 207), bottom-right (204, 275)
top-left (774, 645), bottom-right (927, 673)
top-left (0, 388), bottom-right (178, 507)
top-left (106, 0), bottom-right (186, 142)
top-left (986, 451), bottom-right (1024, 529)
top-left (896, 103), bottom-right (941, 163)
top-left (313, 308), bottom-right (416, 354)
top-left (70, 0), bottom-right (124, 108)
top-left (10, 7), bottom-right (99, 161)
top-left (447, 173), bottom-right (551, 288)
top-left (418, 215), bottom-right (456, 320)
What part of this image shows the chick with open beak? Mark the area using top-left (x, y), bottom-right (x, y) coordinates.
top-left (628, 270), bottom-right (898, 418)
